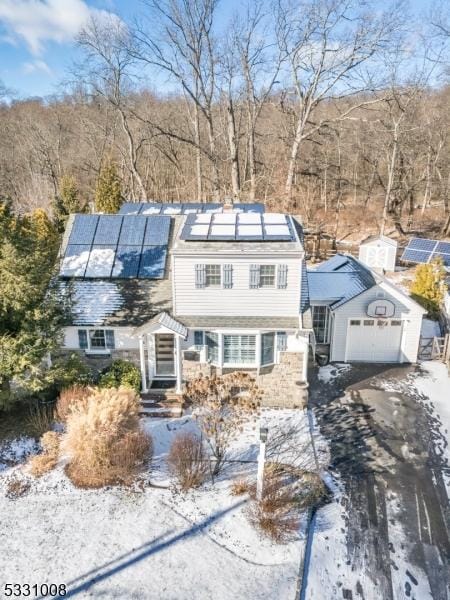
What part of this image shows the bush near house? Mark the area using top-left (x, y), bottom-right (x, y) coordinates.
top-left (184, 372), bottom-right (261, 476)
top-left (410, 258), bottom-right (447, 318)
top-left (99, 360), bottom-right (141, 393)
top-left (55, 385), bottom-right (92, 424)
top-left (63, 387), bottom-right (152, 488)
top-left (168, 432), bottom-right (208, 490)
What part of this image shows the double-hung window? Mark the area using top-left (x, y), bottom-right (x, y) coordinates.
top-left (205, 265), bottom-right (221, 287)
top-left (259, 265), bottom-right (276, 288)
top-left (261, 333), bottom-right (275, 365)
top-left (223, 335), bottom-right (256, 365)
top-left (78, 329), bottom-right (115, 352)
top-left (205, 332), bottom-right (219, 363)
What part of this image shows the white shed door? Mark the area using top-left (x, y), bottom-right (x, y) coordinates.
top-left (345, 319), bottom-right (403, 362)
top-left (366, 246), bottom-right (387, 269)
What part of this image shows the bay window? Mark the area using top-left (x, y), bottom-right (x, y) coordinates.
top-left (223, 335), bottom-right (256, 365)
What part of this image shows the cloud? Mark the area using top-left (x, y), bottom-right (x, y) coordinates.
top-left (0, 0), bottom-right (117, 55)
top-left (22, 59), bottom-right (52, 75)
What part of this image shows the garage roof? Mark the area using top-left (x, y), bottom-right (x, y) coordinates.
top-left (308, 254), bottom-right (376, 309)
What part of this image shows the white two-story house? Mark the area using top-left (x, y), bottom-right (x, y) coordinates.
top-left (58, 202), bottom-right (311, 408)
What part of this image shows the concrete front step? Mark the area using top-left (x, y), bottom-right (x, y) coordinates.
top-left (140, 404), bottom-right (183, 418)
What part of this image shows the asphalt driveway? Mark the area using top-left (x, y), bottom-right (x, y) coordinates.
top-left (308, 363), bottom-right (450, 600)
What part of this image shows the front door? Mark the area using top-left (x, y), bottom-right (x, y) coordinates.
top-left (155, 334), bottom-right (175, 376)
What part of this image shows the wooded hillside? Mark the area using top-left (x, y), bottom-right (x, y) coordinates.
top-left (1, 0), bottom-right (449, 238)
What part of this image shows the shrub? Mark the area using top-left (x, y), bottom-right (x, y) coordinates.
top-left (168, 432), bottom-right (208, 490)
top-left (5, 475), bottom-right (31, 499)
top-left (51, 353), bottom-right (96, 389)
top-left (55, 385), bottom-right (92, 424)
top-left (28, 431), bottom-right (60, 477)
top-left (410, 258), bottom-right (447, 318)
top-left (63, 387), bottom-right (152, 488)
top-left (230, 479), bottom-right (252, 496)
top-left (26, 404), bottom-right (55, 438)
top-left (247, 464), bottom-right (327, 543)
top-left (99, 360), bottom-right (141, 393)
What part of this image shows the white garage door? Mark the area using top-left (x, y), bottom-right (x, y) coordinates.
top-left (345, 318), bottom-right (403, 362)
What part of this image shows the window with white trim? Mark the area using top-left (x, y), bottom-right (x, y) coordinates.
top-left (312, 306), bottom-right (330, 343)
top-left (259, 265), bottom-right (276, 288)
top-left (205, 265), bottom-right (221, 287)
top-left (261, 333), bottom-right (275, 365)
top-left (205, 332), bottom-right (219, 363)
top-left (350, 320), bottom-right (361, 326)
top-left (78, 329), bottom-right (115, 352)
top-left (223, 335), bottom-right (256, 365)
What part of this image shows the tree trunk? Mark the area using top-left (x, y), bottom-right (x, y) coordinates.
top-left (227, 97), bottom-right (240, 200)
top-left (194, 102), bottom-right (203, 201)
top-left (119, 108), bottom-right (147, 200)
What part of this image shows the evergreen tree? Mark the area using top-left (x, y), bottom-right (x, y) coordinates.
top-left (410, 258), bottom-right (447, 318)
top-left (53, 174), bottom-right (83, 232)
top-left (95, 161), bottom-right (123, 213)
top-left (0, 200), bottom-right (66, 408)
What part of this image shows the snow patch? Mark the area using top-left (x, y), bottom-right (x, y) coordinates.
top-left (318, 363), bottom-right (352, 384)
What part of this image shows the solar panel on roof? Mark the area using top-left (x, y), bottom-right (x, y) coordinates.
top-left (61, 245), bottom-right (91, 277)
top-left (143, 216), bottom-right (171, 245)
top-left (119, 215), bottom-right (146, 245)
top-left (181, 203), bottom-right (205, 213)
top-left (68, 215), bottom-right (99, 245)
top-left (118, 202), bottom-right (142, 215)
top-left (93, 215), bottom-right (122, 245)
top-left (203, 203), bottom-right (223, 213)
top-left (139, 246), bottom-right (167, 278)
top-left (233, 203), bottom-right (264, 213)
top-left (85, 245), bottom-right (116, 278)
top-left (112, 246), bottom-right (142, 278)
top-left (140, 203), bottom-right (162, 215)
top-left (161, 204), bottom-right (182, 214)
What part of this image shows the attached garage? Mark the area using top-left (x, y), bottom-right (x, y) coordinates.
top-left (308, 254), bottom-right (426, 364)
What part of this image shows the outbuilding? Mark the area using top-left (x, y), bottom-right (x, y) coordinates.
top-left (308, 254), bottom-right (426, 363)
top-left (358, 234), bottom-right (398, 272)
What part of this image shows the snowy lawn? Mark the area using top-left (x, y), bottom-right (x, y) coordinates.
top-left (0, 409), bottom-right (322, 600)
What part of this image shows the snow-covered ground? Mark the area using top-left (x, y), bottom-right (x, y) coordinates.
top-left (0, 410), bottom-right (322, 600)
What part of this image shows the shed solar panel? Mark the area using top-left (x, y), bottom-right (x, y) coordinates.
top-left (401, 248), bottom-right (431, 263)
top-left (436, 241), bottom-right (450, 255)
top-left (112, 246), bottom-right (141, 278)
top-left (119, 215), bottom-right (147, 245)
top-left (143, 216), bottom-right (171, 246)
top-left (401, 237), bottom-right (450, 269)
top-left (93, 215), bottom-right (122, 245)
top-left (68, 215), bottom-right (99, 245)
top-left (408, 238), bottom-right (437, 252)
top-left (118, 202), bottom-right (142, 215)
top-left (139, 246), bottom-right (167, 278)
top-left (140, 203), bottom-right (163, 215)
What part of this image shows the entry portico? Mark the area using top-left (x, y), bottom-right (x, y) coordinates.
top-left (134, 312), bottom-right (188, 394)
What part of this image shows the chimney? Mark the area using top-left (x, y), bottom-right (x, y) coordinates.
top-left (223, 196), bottom-right (234, 213)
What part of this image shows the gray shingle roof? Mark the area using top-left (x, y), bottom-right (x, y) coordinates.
top-left (176, 316), bottom-right (300, 329)
top-left (308, 254), bottom-right (376, 309)
top-left (60, 278), bottom-right (172, 327)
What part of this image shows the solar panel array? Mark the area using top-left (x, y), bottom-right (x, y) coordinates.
top-left (180, 213), bottom-right (295, 242)
top-left (61, 214), bottom-right (170, 279)
top-left (118, 202), bottom-right (265, 215)
top-left (401, 237), bottom-right (450, 267)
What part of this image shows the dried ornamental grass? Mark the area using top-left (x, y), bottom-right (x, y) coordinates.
top-left (168, 432), bottom-right (208, 490)
top-left (28, 431), bottom-right (60, 478)
top-left (63, 387), bottom-right (152, 488)
top-left (55, 385), bottom-right (92, 424)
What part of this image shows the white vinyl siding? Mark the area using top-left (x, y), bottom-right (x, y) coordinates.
top-left (330, 283), bottom-right (424, 363)
top-left (173, 255), bottom-right (302, 317)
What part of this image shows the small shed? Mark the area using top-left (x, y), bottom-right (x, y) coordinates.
top-left (358, 235), bottom-right (397, 272)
